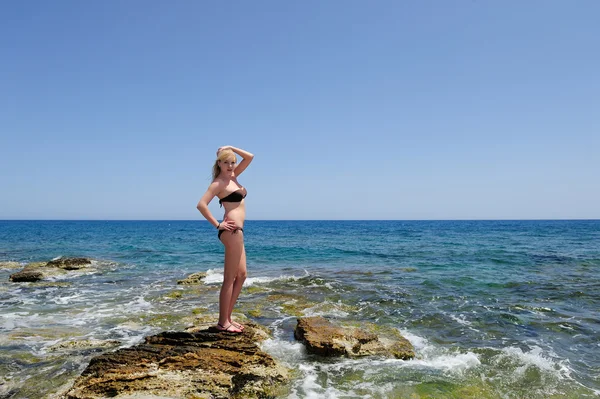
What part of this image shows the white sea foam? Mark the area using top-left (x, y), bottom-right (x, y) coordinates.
top-left (400, 329), bottom-right (429, 351)
top-left (496, 345), bottom-right (571, 380)
top-left (127, 295), bottom-right (154, 311)
top-left (267, 316), bottom-right (298, 337)
top-left (51, 293), bottom-right (84, 305)
top-left (245, 276), bottom-right (280, 286)
top-left (0, 312), bottom-right (30, 330)
top-left (408, 352), bottom-right (482, 373)
top-left (559, 323), bottom-right (575, 331)
top-left (287, 359), bottom-right (413, 399)
top-left (447, 312), bottom-right (482, 333)
top-left (449, 313), bottom-right (472, 326)
top-left (45, 269), bottom-right (100, 281)
top-left (262, 324), bottom-right (484, 399)
top-left (101, 295), bottom-right (154, 315)
top-left (287, 364), bottom-right (348, 399)
top-left (260, 338), bottom-right (305, 366)
top-left (202, 268), bottom-right (224, 284)
top-left (399, 329), bottom-right (481, 373)
top-left (260, 319), bottom-right (377, 398)
top-left (202, 268), bottom-right (310, 287)
top-left (109, 323), bottom-right (155, 347)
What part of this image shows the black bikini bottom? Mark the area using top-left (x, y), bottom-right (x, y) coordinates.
top-left (218, 228), bottom-right (244, 240)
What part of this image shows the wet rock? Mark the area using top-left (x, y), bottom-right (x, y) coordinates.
top-left (177, 271), bottom-right (207, 285)
top-left (8, 257), bottom-right (93, 283)
top-left (9, 270), bottom-right (44, 282)
top-left (64, 321), bottom-right (289, 399)
top-left (295, 316), bottom-right (415, 360)
top-left (46, 257), bottom-right (91, 270)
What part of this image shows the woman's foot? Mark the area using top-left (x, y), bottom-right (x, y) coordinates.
top-left (229, 320), bottom-right (245, 331)
top-left (216, 322), bottom-right (243, 334)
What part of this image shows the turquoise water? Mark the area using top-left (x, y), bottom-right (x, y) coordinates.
top-left (1, 220), bottom-right (599, 398)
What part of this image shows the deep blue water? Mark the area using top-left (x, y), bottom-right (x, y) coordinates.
top-left (1, 220), bottom-right (599, 398)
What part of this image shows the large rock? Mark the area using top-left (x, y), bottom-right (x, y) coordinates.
top-left (64, 321), bottom-right (289, 399)
top-left (295, 316), bottom-right (415, 360)
top-left (8, 257), bottom-right (93, 282)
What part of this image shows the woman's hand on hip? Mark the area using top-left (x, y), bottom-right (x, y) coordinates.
top-left (218, 219), bottom-right (238, 231)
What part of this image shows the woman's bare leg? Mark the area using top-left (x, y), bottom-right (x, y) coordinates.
top-left (228, 242), bottom-right (247, 327)
top-left (218, 232), bottom-right (243, 331)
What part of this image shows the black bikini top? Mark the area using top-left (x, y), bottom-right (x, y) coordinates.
top-left (219, 188), bottom-right (247, 207)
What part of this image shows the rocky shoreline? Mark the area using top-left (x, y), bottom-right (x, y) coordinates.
top-left (5, 259), bottom-right (416, 398)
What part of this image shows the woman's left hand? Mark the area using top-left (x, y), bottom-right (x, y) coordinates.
top-left (217, 145), bottom-right (233, 156)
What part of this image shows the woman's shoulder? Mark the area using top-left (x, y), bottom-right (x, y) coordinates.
top-left (207, 178), bottom-right (227, 193)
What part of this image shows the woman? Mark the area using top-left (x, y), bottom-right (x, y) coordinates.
top-left (196, 145), bottom-right (254, 333)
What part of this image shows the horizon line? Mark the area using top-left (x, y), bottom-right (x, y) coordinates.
top-left (1, 218), bottom-right (599, 222)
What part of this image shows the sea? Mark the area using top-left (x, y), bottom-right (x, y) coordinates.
top-left (0, 220), bottom-right (599, 398)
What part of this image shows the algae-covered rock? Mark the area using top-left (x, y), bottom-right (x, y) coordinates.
top-left (295, 316), bottom-right (415, 360)
top-left (140, 312), bottom-right (186, 328)
top-left (8, 257), bottom-right (93, 283)
top-left (247, 309), bottom-right (263, 318)
top-left (64, 322), bottom-right (289, 399)
top-left (244, 285), bottom-right (271, 294)
top-left (177, 271), bottom-right (207, 285)
top-left (164, 291), bottom-right (183, 299)
top-left (387, 339), bottom-right (417, 360)
top-left (46, 257), bottom-right (91, 270)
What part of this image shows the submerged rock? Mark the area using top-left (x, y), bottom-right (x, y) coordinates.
top-left (295, 316), bottom-right (415, 360)
top-left (177, 271), bottom-right (207, 285)
top-left (64, 321), bottom-right (289, 399)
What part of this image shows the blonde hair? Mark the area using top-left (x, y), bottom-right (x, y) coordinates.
top-left (212, 149), bottom-right (237, 181)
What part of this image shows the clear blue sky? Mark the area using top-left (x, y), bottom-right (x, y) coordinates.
top-left (1, 1), bottom-right (598, 220)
